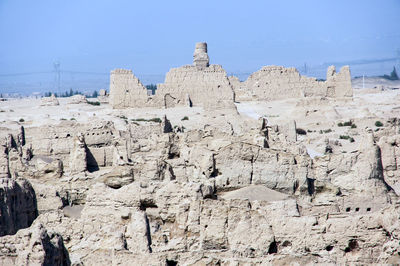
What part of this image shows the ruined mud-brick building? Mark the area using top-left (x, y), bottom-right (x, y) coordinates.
top-left (109, 69), bottom-right (149, 108)
top-left (233, 65), bottom-right (352, 101)
top-left (109, 42), bottom-right (353, 109)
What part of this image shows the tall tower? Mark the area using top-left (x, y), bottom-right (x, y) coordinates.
top-left (193, 42), bottom-right (209, 69)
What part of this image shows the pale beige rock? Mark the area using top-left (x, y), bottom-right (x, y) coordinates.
top-left (236, 65), bottom-right (353, 101)
top-left (31, 155), bottom-right (63, 179)
top-left (0, 223), bottom-right (70, 265)
top-left (220, 185), bottom-right (288, 201)
top-left (156, 64), bottom-right (236, 110)
top-left (109, 69), bottom-right (149, 108)
top-left (0, 143), bottom-right (9, 178)
top-left (69, 133), bottom-right (87, 173)
top-left (68, 94), bottom-right (87, 104)
top-left (40, 94), bottom-right (59, 106)
top-left (193, 42), bottom-right (210, 69)
top-left (103, 166), bottom-right (134, 189)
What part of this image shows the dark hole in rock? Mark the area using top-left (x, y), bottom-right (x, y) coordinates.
top-left (139, 200), bottom-right (158, 211)
top-left (306, 178), bottom-right (315, 195)
top-left (326, 245), bottom-right (333, 251)
top-left (168, 152), bottom-right (180, 159)
top-left (281, 240), bottom-right (291, 247)
top-left (344, 239), bottom-right (358, 253)
top-left (346, 207), bottom-right (351, 212)
top-left (366, 207), bottom-right (371, 212)
top-left (163, 235), bottom-right (168, 244)
top-left (268, 241), bottom-right (278, 254)
top-left (165, 259), bottom-right (178, 266)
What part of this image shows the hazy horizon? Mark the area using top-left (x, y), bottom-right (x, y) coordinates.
top-left (1, 0), bottom-right (399, 95)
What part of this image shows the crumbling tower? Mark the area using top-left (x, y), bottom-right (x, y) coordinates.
top-left (193, 42), bottom-right (209, 69)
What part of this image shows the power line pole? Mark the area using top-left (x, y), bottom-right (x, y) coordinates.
top-left (362, 74), bottom-right (365, 89)
top-left (53, 61), bottom-right (61, 92)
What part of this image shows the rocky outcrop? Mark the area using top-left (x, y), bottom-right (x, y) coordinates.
top-left (40, 94), bottom-right (59, 106)
top-left (68, 94), bottom-right (87, 104)
top-left (0, 143), bottom-right (9, 178)
top-left (0, 178), bottom-right (38, 236)
top-left (0, 223), bottom-right (70, 266)
top-left (69, 134), bottom-right (87, 173)
top-left (103, 166), bottom-right (134, 189)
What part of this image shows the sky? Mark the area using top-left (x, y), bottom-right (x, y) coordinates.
top-left (0, 0), bottom-right (399, 94)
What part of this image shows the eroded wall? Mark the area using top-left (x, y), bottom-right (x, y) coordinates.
top-left (109, 43), bottom-right (353, 110)
top-left (235, 65), bottom-right (352, 101)
top-left (156, 64), bottom-right (235, 109)
top-left (109, 69), bottom-right (149, 108)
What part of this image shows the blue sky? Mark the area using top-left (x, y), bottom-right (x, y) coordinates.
top-left (0, 0), bottom-right (399, 93)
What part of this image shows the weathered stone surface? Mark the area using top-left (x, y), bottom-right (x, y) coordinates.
top-left (0, 223), bottom-right (70, 266)
top-left (109, 43), bottom-right (352, 111)
top-left (40, 94), bottom-right (59, 106)
top-left (0, 44), bottom-right (398, 265)
top-left (156, 64), bottom-right (236, 110)
top-left (193, 42), bottom-right (210, 69)
top-left (103, 166), bottom-right (134, 189)
top-left (0, 178), bottom-right (38, 236)
top-left (109, 69), bottom-right (149, 108)
top-left (69, 134), bottom-right (87, 173)
top-left (236, 65), bottom-right (352, 101)
top-left (68, 94), bottom-right (87, 104)
top-left (0, 143), bottom-right (9, 178)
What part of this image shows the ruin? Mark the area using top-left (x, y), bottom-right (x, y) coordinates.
top-left (109, 69), bottom-right (149, 108)
top-left (109, 42), bottom-right (353, 110)
top-left (4, 41), bottom-right (400, 265)
top-left (234, 65), bottom-right (352, 101)
top-left (193, 42), bottom-right (210, 69)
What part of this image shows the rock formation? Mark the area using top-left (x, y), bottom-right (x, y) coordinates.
top-left (40, 94), bottom-right (59, 106)
top-left (0, 178), bottom-right (38, 236)
top-left (98, 88), bottom-right (109, 103)
top-left (0, 223), bottom-right (70, 265)
top-left (68, 94), bottom-right (87, 104)
top-left (69, 133), bottom-right (87, 173)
